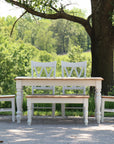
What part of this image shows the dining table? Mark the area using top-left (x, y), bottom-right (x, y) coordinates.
top-left (15, 76), bottom-right (103, 124)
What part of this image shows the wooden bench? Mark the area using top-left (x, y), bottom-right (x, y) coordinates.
top-left (101, 96), bottom-right (114, 122)
top-left (0, 95), bottom-right (15, 122)
top-left (26, 95), bottom-right (89, 126)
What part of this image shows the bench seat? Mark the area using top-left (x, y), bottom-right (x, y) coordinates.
top-left (26, 95), bottom-right (89, 126)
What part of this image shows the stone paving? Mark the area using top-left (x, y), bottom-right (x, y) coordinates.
top-left (0, 116), bottom-right (114, 144)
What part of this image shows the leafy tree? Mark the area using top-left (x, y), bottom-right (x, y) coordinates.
top-left (2, 11), bottom-right (90, 54)
top-left (16, 17), bottom-right (57, 53)
top-left (49, 14), bottom-right (88, 53)
top-left (17, 15), bottom-right (90, 54)
top-left (34, 20), bottom-right (56, 52)
top-left (0, 16), bottom-right (17, 38)
top-left (0, 34), bottom-right (39, 94)
top-left (5, 0), bottom-right (114, 94)
top-left (38, 51), bottom-right (56, 62)
top-left (68, 45), bottom-right (85, 62)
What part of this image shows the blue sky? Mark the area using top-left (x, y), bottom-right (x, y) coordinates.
top-left (0, 0), bottom-right (91, 17)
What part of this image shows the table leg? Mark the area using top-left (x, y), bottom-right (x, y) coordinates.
top-left (16, 88), bottom-right (23, 123)
top-left (95, 86), bottom-right (101, 124)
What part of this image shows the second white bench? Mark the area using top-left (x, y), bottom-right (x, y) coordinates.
top-left (26, 95), bottom-right (89, 126)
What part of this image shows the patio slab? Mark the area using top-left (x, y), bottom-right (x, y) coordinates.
top-left (0, 116), bottom-right (114, 144)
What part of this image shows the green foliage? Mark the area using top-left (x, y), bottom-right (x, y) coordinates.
top-left (68, 45), bottom-right (84, 62)
top-left (38, 51), bottom-right (56, 62)
top-left (49, 18), bottom-right (90, 54)
top-left (0, 11), bottom-right (90, 55)
top-left (108, 86), bottom-right (114, 96)
top-left (19, 0), bottom-right (58, 13)
top-left (0, 34), bottom-right (38, 94)
top-left (14, 11), bottom-right (91, 54)
top-left (0, 14), bottom-right (92, 113)
top-left (68, 46), bottom-right (91, 77)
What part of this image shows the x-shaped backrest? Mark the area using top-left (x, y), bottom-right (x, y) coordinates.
top-left (61, 61), bottom-right (87, 78)
top-left (31, 61), bottom-right (56, 78)
top-left (31, 61), bottom-right (56, 94)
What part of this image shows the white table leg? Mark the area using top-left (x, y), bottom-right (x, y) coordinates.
top-left (95, 85), bottom-right (101, 124)
top-left (16, 88), bottom-right (23, 123)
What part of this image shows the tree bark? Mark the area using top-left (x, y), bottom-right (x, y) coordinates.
top-left (91, 0), bottom-right (114, 94)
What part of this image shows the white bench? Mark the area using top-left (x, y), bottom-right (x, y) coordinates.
top-left (26, 95), bottom-right (89, 126)
top-left (0, 95), bottom-right (15, 122)
top-left (101, 96), bottom-right (114, 122)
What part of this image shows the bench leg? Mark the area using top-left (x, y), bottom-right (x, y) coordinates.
top-left (101, 99), bottom-right (105, 122)
top-left (31, 103), bottom-right (34, 117)
top-left (52, 103), bottom-right (56, 118)
top-left (61, 104), bottom-right (65, 118)
top-left (12, 98), bottom-right (15, 122)
top-left (84, 99), bottom-right (88, 126)
top-left (27, 100), bottom-right (32, 126)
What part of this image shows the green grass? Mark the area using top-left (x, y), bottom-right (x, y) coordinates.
top-left (23, 110), bottom-right (114, 117)
top-left (0, 110), bottom-right (114, 117)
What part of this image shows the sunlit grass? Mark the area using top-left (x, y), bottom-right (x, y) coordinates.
top-left (23, 110), bottom-right (114, 117)
top-left (0, 110), bottom-right (114, 117)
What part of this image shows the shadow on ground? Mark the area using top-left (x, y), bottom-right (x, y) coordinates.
top-left (0, 116), bottom-right (114, 144)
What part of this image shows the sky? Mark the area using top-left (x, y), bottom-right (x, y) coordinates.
top-left (0, 0), bottom-right (91, 18)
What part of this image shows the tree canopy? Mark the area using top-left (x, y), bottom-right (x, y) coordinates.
top-left (3, 0), bottom-right (114, 94)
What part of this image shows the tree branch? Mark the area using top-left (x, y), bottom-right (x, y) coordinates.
top-left (50, 5), bottom-right (59, 12)
top-left (5, 0), bottom-right (92, 36)
top-left (10, 11), bottom-right (27, 37)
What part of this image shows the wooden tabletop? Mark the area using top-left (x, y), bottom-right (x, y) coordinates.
top-left (15, 77), bottom-right (104, 80)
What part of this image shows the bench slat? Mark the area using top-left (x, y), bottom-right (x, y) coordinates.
top-left (0, 95), bottom-right (15, 99)
top-left (26, 95), bottom-right (89, 99)
top-left (102, 96), bottom-right (114, 99)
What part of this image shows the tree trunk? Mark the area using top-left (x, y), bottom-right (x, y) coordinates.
top-left (91, 36), bottom-right (114, 94)
top-left (91, 0), bottom-right (114, 94)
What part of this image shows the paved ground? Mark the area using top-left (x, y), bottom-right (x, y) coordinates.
top-left (0, 116), bottom-right (114, 144)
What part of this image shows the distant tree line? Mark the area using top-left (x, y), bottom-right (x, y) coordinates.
top-left (16, 9), bottom-right (91, 54)
top-left (0, 8), bottom-right (91, 54)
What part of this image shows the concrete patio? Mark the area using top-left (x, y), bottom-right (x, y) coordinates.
top-left (0, 116), bottom-right (114, 144)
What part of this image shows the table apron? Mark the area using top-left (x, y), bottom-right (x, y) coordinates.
top-left (16, 79), bottom-right (102, 87)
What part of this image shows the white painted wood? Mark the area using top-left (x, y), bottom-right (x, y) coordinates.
top-left (26, 95), bottom-right (89, 126)
top-left (15, 77), bottom-right (103, 124)
top-left (31, 61), bottom-right (57, 118)
top-left (61, 61), bottom-right (87, 117)
top-left (101, 96), bottom-right (114, 122)
top-left (0, 95), bottom-right (15, 122)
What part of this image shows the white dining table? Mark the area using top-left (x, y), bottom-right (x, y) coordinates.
top-left (15, 77), bottom-right (103, 124)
